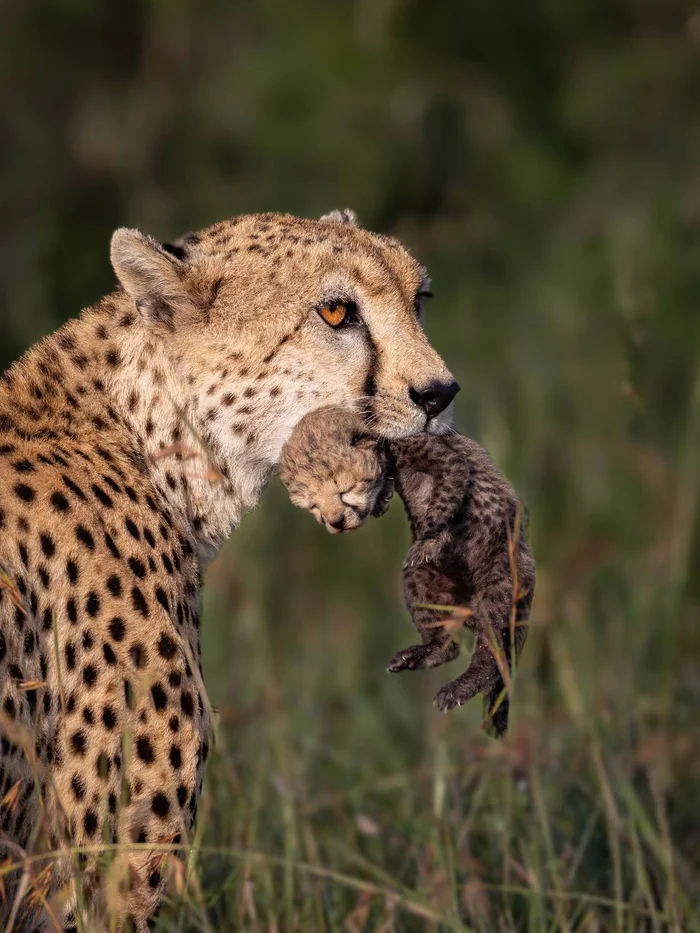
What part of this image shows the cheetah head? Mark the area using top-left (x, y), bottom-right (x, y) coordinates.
top-left (278, 406), bottom-right (393, 533)
top-left (110, 210), bottom-right (457, 477)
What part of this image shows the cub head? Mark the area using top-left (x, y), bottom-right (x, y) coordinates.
top-left (110, 210), bottom-right (458, 475)
top-left (279, 407), bottom-right (392, 533)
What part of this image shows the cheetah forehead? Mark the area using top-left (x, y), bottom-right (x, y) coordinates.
top-left (166, 211), bottom-right (426, 297)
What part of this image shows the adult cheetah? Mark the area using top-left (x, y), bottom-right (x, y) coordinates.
top-left (0, 209), bottom-right (458, 931)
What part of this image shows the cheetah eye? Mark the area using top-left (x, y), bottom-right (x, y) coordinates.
top-left (414, 289), bottom-right (432, 320)
top-left (317, 301), bottom-right (359, 329)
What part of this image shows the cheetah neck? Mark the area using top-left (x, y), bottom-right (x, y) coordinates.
top-left (1, 295), bottom-right (271, 563)
top-left (105, 306), bottom-right (272, 563)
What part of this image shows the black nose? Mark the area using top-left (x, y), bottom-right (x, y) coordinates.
top-left (329, 515), bottom-right (346, 531)
top-left (409, 380), bottom-right (460, 418)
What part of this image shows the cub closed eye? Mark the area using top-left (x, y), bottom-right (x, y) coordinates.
top-left (317, 300), bottom-right (359, 329)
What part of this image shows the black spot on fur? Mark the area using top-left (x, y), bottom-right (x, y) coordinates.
top-left (128, 557), bottom-right (146, 579)
top-left (151, 792), bottom-right (170, 818)
top-left (151, 684), bottom-right (167, 711)
top-left (105, 533), bottom-right (121, 559)
top-left (70, 731), bottom-right (87, 756)
top-left (125, 519), bottom-right (140, 541)
top-left (108, 618), bottom-right (125, 641)
top-left (155, 587), bottom-right (169, 612)
top-left (83, 810), bottom-right (98, 837)
top-left (14, 483), bottom-right (35, 503)
top-left (136, 737), bottom-right (154, 763)
top-left (180, 692), bottom-right (194, 717)
top-left (50, 491), bottom-right (69, 512)
top-left (85, 592), bottom-right (100, 617)
top-left (91, 483), bottom-right (113, 508)
top-left (131, 587), bottom-right (149, 617)
top-left (158, 633), bottom-right (176, 658)
top-left (75, 526), bottom-right (95, 550)
top-left (71, 775), bottom-right (86, 800)
top-left (62, 475), bottom-right (86, 501)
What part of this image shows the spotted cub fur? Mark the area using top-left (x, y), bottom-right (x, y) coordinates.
top-left (279, 408), bottom-right (535, 736)
top-left (0, 210), bottom-right (456, 931)
top-left (388, 432), bottom-right (535, 735)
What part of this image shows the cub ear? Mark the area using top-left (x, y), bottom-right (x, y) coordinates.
top-left (319, 208), bottom-right (358, 226)
top-left (110, 227), bottom-right (190, 330)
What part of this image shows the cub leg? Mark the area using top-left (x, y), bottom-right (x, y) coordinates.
top-left (388, 561), bottom-right (462, 672)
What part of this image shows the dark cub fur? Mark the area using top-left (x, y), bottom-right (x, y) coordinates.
top-left (279, 408), bottom-right (535, 736)
top-left (387, 432), bottom-right (535, 736)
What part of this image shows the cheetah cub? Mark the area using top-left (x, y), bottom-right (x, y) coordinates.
top-left (279, 407), bottom-right (535, 737)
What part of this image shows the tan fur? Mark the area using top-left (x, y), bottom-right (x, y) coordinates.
top-left (0, 210), bottom-right (454, 931)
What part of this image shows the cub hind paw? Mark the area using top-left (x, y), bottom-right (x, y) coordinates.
top-left (434, 674), bottom-right (484, 712)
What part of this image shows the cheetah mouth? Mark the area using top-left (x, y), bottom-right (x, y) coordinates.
top-left (425, 408), bottom-right (455, 436)
top-left (358, 396), bottom-right (427, 441)
top-left (375, 418), bottom-right (428, 441)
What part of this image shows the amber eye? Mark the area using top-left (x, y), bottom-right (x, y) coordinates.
top-left (317, 301), bottom-right (358, 328)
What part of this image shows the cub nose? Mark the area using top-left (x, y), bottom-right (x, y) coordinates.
top-left (328, 515), bottom-right (346, 531)
top-left (409, 380), bottom-right (460, 418)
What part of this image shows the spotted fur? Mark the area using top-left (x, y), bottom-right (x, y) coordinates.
top-left (0, 211), bottom-right (455, 931)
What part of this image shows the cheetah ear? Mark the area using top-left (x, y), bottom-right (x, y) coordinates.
top-left (111, 227), bottom-right (191, 330)
top-left (162, 230), bottom-right (200, 261)
top-left (319, 208), bottom-right (358, 226)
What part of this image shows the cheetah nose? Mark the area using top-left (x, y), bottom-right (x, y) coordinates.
top-left (409, 380), bottom-right (460, 418)
top-left (329, 515), bottom-right (346, 531)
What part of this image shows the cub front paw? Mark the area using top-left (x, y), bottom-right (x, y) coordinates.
top-left (371, 471), bottom-right (395, 518)
top-left (387, 639), bottom-right (459, 672)
top-left (403, 538), bottom-right (440, 569)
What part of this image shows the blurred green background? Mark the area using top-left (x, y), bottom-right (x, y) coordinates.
top-left (2, 1), bottom-right (700, 929)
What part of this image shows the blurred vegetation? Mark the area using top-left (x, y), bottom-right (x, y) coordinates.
top-left (2, 0), bottom-right (700, 929)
